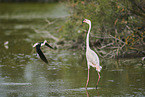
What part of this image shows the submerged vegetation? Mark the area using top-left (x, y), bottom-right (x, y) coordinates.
top-left (60, 0), bottom-right (145, 58)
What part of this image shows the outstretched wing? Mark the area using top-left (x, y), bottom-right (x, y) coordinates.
top-left (45, 43), bottom-right (53, 49)
top-left (36, 45), bottom-right (48, 64)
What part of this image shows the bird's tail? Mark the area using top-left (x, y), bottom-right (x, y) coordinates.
top-left (100, 66), bottom-right (102, 72)
top-left (96, 66), bottom-right (102, 72)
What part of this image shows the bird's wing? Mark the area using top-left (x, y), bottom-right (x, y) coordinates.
top-left (36, 45), bottom-right (48, 64)
top-left (86, 49), bottom-right (100, 66)
top-left (45, 43), bottom-right (53, 49)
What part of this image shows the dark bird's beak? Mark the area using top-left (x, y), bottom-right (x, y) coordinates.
top-left (45, 43), bottom-right (53, 49)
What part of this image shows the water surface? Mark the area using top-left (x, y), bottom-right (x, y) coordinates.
top-left (0, 3), bottom-right (145, 97)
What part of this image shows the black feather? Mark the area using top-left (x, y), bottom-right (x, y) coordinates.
top-left (45, 43), bottom-right (53, 49)
top-left (36, 44), bottom-right (48, 64)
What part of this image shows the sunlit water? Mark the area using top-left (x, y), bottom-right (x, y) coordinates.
top-left (0, 3), bottom-right (145, 97)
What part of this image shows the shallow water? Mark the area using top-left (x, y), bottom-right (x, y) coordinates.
top-left (0, 3), bottom-right (145, 97)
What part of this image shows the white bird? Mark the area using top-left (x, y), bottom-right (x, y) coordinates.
top-left (33, 40), bottom-right (53, 64)
top-left (4, 41), bottom-right (9, 49)
top-left (82, 19), bottom-right (102, 89)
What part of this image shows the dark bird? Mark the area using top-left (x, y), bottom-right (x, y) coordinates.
top-left (33, 40), bottom-right (53, 63)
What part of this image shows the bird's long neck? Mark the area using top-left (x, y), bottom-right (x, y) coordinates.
top-left (86, 23), bottom-right (91, 50)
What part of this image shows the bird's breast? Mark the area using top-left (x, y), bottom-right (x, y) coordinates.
top-left (86, 50), bottom-right (99, 66)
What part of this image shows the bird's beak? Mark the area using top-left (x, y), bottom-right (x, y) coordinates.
top-left (82, 19), bottom-right (86, 24)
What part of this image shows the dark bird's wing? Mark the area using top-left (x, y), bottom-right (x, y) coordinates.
top-left (45, 43), bottom-right (53, 49)
top-left (36, 45), bottom-right (48, 64)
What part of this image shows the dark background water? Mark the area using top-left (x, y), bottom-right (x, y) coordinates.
top-left (0, 3), bottom-right (145, 97)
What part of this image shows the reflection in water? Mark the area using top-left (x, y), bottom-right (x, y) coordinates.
top-left (85, 87), bottom-right (101, 97)
top-left (86, 89), bottom-right (89, 97)
top-left (0, 3), bottom-right (145, 97)
top-left (24, 62), bottom-right (33, 81)
top-left (0, 49), bottom-right (145, 96)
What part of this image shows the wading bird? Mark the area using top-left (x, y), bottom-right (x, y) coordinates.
top-left (33, 40), bottom-right (53, 64)
top-left (82, 19), bottom-right (102, 89)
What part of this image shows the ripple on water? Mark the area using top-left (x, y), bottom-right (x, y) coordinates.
top-left (79, 87), bottom-right (100, 90)
top-left (62, 87), bottom-right (100, 95)
top-left (0, 83), bottom-right (32, 86)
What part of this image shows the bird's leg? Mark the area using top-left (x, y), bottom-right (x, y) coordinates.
top-left (96, 72), bottom-right (100, 89)
top-left (85, 68), bottom-right (90, 89)
top-left (86, 89), bottom-right (89, 97)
